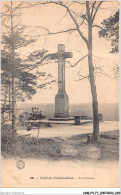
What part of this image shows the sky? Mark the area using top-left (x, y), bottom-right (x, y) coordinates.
top-left (1, 1), bottom-right (120, 104)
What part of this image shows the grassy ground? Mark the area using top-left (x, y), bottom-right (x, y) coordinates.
top-left (1, 124), bottom-right (119, 161)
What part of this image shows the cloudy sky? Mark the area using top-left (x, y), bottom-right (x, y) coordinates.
top-left (2, 1), bottom-right (119, 104)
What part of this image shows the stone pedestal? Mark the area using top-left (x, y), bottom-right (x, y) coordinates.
top-left (54, 92), bottom-right (69, 118)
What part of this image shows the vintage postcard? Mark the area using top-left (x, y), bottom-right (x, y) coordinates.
top-left (1, 0), bottom-right (120, 189)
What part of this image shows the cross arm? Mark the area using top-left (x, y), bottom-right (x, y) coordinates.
top-left (50, 52), bottom-right (72, 60)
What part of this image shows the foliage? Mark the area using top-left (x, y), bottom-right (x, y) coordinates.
top-left (99, 11), bottom-right (119, 53)
top-left (1, 1), bottom-right (56, 110)
top-left (2, 26), bottom-right (35, 51)
top-left (28, 107), bottom-right (45, 120)
top-left (1, 29), bottom-right (55, 102)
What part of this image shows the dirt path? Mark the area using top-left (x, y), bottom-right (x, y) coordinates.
top-left (17, 121), bottom-right (119, 138)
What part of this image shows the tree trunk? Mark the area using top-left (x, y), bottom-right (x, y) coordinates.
top-left (2, 86), bottom-right (8, 121)
top-left (88, 20), bottom-right (99, 142)
top-left (11, 1), bottom-right (16, 132)
top-left (9, 81), bottom-right (11, 121)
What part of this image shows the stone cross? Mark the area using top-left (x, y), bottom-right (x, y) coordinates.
top-left (50, 44), bottom-right (72, 118)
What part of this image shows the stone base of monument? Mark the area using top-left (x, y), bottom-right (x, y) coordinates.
top-left (48, 117), bottom-right (74, 121)
top-left (54, 92), bottom-right (69, 118)
top-left (42, 118), bottom-right (92, 125)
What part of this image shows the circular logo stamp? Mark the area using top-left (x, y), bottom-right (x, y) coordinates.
top-left (16, 160), bottom-right (25, 169)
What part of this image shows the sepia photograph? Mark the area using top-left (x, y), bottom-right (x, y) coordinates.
top-left (1, 0), bottom-right (120, 189)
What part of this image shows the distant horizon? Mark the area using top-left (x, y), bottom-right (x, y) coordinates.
top-left (17, 102), bottom-right (119, 105)
top-left (16, 102), bottom-right (119, 121)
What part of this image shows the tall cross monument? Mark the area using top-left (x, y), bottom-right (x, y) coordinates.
top-left (50, 44), bottom-right (72, 118)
